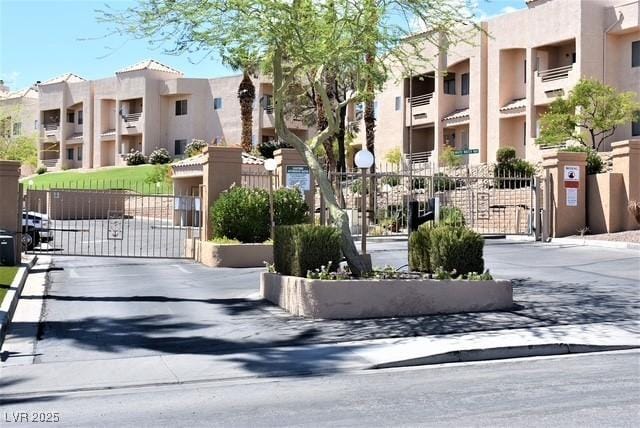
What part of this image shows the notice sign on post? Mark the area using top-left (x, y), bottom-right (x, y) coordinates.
top-left (286, 165), bottom-right (311, 191)
top-left (566, 188), bottom-right (578, 207)
top-left (564, 165), bottom-right (580, 189)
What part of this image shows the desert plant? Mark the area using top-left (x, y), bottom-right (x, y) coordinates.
top-left (494, 148), bottom-right (535, 188)
top-left (144, 164), bottom-right (172, 186)
top-left (125, 150), bottom-right (146, 166)
top-left (185, 139), bottom-right (207, 157)
top-left (384, 148), bottom-right (402, 166)
top-left (211, 187), bottom-right (270, 243)
top-left (496, 147), bottom-right (517, 164)
top-left (408, 224), bottom-right (433, 273)
top-left (36, 166), bottom-right (47, 175)
top-left (439, 206), bottom-right (466, 227)
top-left (148, 148), bottom-right (172, 164)
top-left (274, 224), bottom-right (342, 277)
top-left (440, 146), bottom-right (462, 168)
top-left (274, 187), bottom-right (309, 226)
top-left (562, 145), bottom-right (604, 175)
top-left (429, 225), bottom-right (484, 276)
top-left (381, 174), bottom-right (401, 187)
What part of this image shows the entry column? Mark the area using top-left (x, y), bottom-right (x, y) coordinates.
top-left (0, 160), bottom-right (22, 264)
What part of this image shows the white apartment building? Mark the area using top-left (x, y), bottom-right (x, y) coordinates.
top-left (6, 60), bottom-right (308, 171)
top-left (0, 81), bottom-right (39, 141)
top-left (352, 0), bottom-right (640, 167)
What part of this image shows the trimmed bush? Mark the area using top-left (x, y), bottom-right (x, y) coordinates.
top-left (211, 186), bottom-right (308, 243)
top-left (408, 224), bottom-right (433, 273)
top-left (185, 139), bottom-right (207, 157)
top-left (36, 166), bottom-right (47, 175)
top-left (429, 225), bottom-right (484, 275)
top-left (381, 174), bottom-right (401, 187)
top-left (562, 145), bottom-right (603, 175)
top-left (439, 206), bottom-right (466, 227)
top-left (257, 140), bottom-right (291, 159)
top-left (125, 150), bottom-right (146, 166)
top-left (496, 147), bottom-right (517, 164)
top-left (274, 225), bottom-right (342, 277)
top-left (148, 148), bottom-right (171, 164)
top-left (433, 172), bottom-right (460, 191)
top-left (494, 148), bottom-right (535, 188)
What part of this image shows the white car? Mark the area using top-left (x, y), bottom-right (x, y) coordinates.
top-left (22, 211), bottom-right (53, 249)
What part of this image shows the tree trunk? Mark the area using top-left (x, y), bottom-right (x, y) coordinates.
top-left (337, 102), bottom-right (347, 173)
top-left (238, 71), bottom-right (255, 153)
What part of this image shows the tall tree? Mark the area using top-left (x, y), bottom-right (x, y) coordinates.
top-left (537, 78), bottom-right (640, 150)
top-left (98, 0), bottom-right (479, 275)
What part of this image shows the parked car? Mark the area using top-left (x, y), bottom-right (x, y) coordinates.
top-left (21, 211), bottom-right (53, 250)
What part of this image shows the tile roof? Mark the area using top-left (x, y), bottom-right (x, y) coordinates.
top-left (442, 108), bottom-right (470, 122)
top-left (0, 87), bottom-right (38, 100)
top-left (116, 59), bottom-right (183, 76)
top-left (500, 98), bottom-right (527, 112)
top-left (40, 73), bottom-right (86, 85)
top-left (171, 151), bottom-right (266, 168)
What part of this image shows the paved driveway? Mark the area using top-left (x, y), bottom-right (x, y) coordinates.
top-left (2, 240), bottom-right (639, 366)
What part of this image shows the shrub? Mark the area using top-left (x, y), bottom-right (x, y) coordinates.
top-left (144, 164), bottom-right (172, 185)
top-left (125, 150), bottom-right (146, 166)
top-left (274, 224), bottom-right (342, 277)
top-left (439, 206), bottom-right (465, 227)
top-left (384, 148), bottom-right (402, 165)
top-left (185, 139), bottom-right (207, 157)
top-left (429, 225), bottom-right (484, 276)
top-left (562, 145), bottom-right (604, 175)
top-left (36, 166), bottom-right (47, 175)
top-left (433, 172), bottom-right (460, 191)
top-left (496, 147), bottom-right (517, 164)
top-left (211, 186), bottom-right (308, 243)
top-left (257, 140), bottom-right (291, 158)
top-left (381, 174), bottom-right (401, 187)
top-left (408, 224), bottom-right (433, 273)
top-left (412, 177), bottom-right (427, 190)
top-left (148, 148), bottom-right (171, 164)
top-left (440, 146), bottom-right (462, 168)
top-left (494, 148), bottom-right (535, 189)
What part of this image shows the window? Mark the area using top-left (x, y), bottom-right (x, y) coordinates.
top-left (571, 52), bottom-right (576, 64)
top-left (444, 74), bottom-right (455, 95)
top-left (633, 112), bottom-right (640, 136)
top-left (523, 121), bottom-right (527, 146)
top-left (175, 100), bottom-right (188, 116)
top-left (34, 119), bottom-right (38, 130)
top-left (524, 60), bottom-right (527, 84)
top-left (174, 139), bottom-right (187, 155)
top-left (461, 73), bottom-right (470, 96)
top-left (67, 111), bottom-right (75, 123)
top-left (12, 122), bottom-right (21, 136)
top-left (214, 97), bottom-right (223, 110)
top-left (78, 110), bottom-right (83, 125)
top-left (67, 148), bottom-right (74, 160)
top-left (394, 96), bottom-right (401, 111)
top-left (77, 148), bottom-right (82, 161)
top-left (633, 41), bottom-right (640, 68)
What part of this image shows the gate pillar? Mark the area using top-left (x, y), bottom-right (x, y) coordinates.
top-left (0, 160), bottom-right (22, 264)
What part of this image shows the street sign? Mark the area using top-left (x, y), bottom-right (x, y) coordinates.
top-left (453, 148), bottom-right (479, 155)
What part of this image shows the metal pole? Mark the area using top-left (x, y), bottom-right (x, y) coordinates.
top-left (269, 170), bottom-right (275, 241)
top-left (361, 167), bottom-right (367, 254)
top-left (408, 73), bottom-right (413, 198)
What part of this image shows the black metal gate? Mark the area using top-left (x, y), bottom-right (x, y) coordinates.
top-left (22, 182), bottom-right (200, 258)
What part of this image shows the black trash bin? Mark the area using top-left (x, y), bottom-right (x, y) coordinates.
top-left (0, 232), bottom-right (17, 266)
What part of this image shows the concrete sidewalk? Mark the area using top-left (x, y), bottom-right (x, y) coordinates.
top-left (1, 321), bottom-right (637, 397)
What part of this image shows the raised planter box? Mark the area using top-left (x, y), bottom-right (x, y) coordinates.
top-left (260, 272), bottom-right (513, 319)
top-left (188, 240), bottom-right (273, 268)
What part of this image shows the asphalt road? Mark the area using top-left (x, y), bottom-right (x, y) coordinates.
top-left (2, 240), bottom-right (638, 366)
top-left (2, 351), bottom-right (638, 427)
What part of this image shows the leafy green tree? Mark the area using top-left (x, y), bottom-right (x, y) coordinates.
top-left (98, 0), bottom-right (479, 275)
top-left (537, 79), bottom-right (640, 150)
top-left (439, 146), bottom-right (462, 168)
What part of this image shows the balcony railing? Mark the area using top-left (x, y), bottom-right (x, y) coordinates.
top-left (537, 65), bottom-right (573, 83)
top-left (43, 123), bottom-right (60, 131)
top-left (408, 93), bottom-right (434, 107)
top-left (123, 112), bottom-right (142, 123)
top-left (404, 151), bottom-right (433, 164)
top-left (264, 105), bottom-right (274, 114)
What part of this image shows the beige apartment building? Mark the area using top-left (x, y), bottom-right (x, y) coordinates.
top-left (352, 0), bottom-right (640, 168)
top-left (8, 60), bottom-right (309, 171)
top-left (0, 82), bottom-right (39, 141)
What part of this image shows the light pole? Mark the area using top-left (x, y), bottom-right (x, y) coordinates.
top-left (354, 148), bottom-right (374, 254)
top-left (264, 158), bottom-right (277, 241)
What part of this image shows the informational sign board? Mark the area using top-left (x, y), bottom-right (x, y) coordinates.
top-left (566, 188), bottom-right (578, 207)
top-left (564, 165), bottom-right (580, 188)
top-left (453, 148), bottom-right (479, 156)
top-left (107, 210), bottom-right (124, 240)
top-left (286, 165), bottom-right (311, 191)
top-left (476, 192), bottom-right (490, 220)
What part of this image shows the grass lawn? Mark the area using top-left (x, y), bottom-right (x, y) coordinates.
top-left (0, 266), bottom-right (18, 306)
top-left (22, 165), bottom-right (172, 194)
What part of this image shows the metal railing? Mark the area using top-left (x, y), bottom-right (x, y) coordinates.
top-left (124, 112), bottom-right (142, 122)
top-left (537, 64), bottom-right (573, 82)
top-left (408, 93), bottom-right (434, 107)
top-left (43, 123), bottom-right (60, 131)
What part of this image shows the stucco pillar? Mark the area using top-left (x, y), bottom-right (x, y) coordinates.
top-left (201, 145), bottom-right (243, 240)
top-left (274, 148), bottom-right (315, 219)
top-left (611, 139), bottom-right (640, 230)
top-left (59, 98), bottom-right (68, 170)
top-left (541, 150), bottom-right (587, 238)
top-left (0, 160), bottom-right (22, 264)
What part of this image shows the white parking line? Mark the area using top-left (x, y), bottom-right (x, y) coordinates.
top-left (172, 264), bottom-right (191, 274)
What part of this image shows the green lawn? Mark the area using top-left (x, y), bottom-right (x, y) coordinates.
top-left (22, 165), bottom-right (172, 194)
top-left (0, 266), bottom-right (18, 306)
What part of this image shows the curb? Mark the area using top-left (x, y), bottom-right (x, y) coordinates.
top-left (549, 237), bottom-right (640, 250)
top-left (0, 256), bottom-right (38, 347)
top-left (370, 343), bottom-right (638, 369)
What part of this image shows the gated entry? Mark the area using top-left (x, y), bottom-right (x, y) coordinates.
top-left (23, 183), bottom-right (200, 258)
top-left (329, 165), bottom-right (539, 237)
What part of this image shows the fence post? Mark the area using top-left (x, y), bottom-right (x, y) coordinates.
top-left (201, 145), bottom-right (243, 241)
top-left (0, 160), bottom-right (22, 264)
top-left (274, 148), bottom-right (316, 222)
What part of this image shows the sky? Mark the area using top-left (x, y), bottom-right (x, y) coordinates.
top-left (0, 0), bottom-right (525, 91)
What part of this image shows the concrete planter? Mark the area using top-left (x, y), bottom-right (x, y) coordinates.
top-left (189, 240), bottom-right (273, 268)
top-left (260, 272), bottom-right (513, 319)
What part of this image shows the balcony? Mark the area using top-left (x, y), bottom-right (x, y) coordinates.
top-left (405, 93), bottom-right (436, 127)
top-left (533, 64), bottom-right (579, 106)
top-left (262, 106), bottom-right (306, 130)
top-left (42, 123), bottom-right (60, 140)
top-left (121, 113), bottom-right (143, 134)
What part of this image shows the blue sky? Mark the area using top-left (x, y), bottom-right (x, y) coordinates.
top-left (0, 0), bottom-right (525, 91)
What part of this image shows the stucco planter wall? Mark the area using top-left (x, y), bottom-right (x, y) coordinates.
top-left (188, 240), bottom-right (273, 268)
top-left (260, 272), bottom-right (513, 319)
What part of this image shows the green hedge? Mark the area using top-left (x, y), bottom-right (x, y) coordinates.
top-left (274, 225), bottom-right (342, 277)
top-left (409, 224), bottom-right (484, 276)
top-left (439, 206), bottom-right (466, 227)
top-left (211, 187), bottom-right (308, 243)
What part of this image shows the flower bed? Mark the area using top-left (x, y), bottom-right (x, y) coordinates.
top-left (260, 272), bottom-right (513, 319)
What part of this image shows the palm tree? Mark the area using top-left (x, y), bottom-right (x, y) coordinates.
top-left (237, 70), bottom-right (256, 153)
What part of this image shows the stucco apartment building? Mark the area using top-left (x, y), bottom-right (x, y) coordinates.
top-left (352, 0), bottom-right (640, 168)
top-left (3, 60), bottom-right (308, 171)
top-left (0, 82), bottom-right (39, 141)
